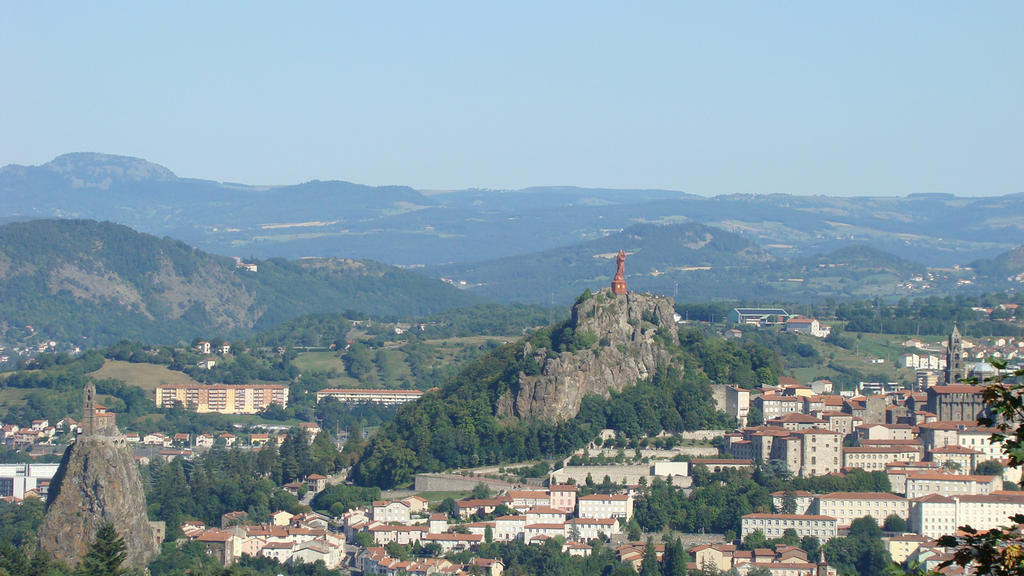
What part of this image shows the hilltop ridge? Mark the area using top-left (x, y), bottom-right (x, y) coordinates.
top-left (0, 219), bottom-right (481, 348)
top-left (497, 288), bottom-right (681, 421)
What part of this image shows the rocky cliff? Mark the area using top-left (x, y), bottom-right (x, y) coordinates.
top-left (39, 434), bottom-right (158, 571)
top-left (496, 288), bottom-right (681, 421)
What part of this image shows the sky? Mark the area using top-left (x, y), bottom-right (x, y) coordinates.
top-left (2, 2), bottom-right (1022, 196)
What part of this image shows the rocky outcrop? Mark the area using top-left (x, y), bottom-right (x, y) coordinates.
top-left (39, 434), bottom-right (158, 571)
top-left (497, 288), bottom-right (681, 421)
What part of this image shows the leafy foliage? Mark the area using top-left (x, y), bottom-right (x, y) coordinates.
top-left (144, 431), bottom-right (341, 535)
top-left (309, 484), bottom-right (380, 516)
top-left (353, 333), bottom-right (729, 487)
top-left (824, 516), bottom-right (890, 576)
top-left (936, 360), bottom-right (1024, 576)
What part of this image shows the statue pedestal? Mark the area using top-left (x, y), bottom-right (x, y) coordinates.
top-left (611, 279), bottom-right (627, 295)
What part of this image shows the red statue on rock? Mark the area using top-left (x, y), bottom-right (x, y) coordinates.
top-left (611, 250), bottom-right (627, 295)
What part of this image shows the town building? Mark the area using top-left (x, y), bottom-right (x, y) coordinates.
top-left (740, 513), bottom-right (838, 540)
top-left (903, 472), bottom-right (1000, 499)
top-left (814, 492), bottom-right (909, 529)
top-left (785, 316), bottom-right (831, 338)
top-left (155, 384), bottom-right (288, 414)
top-left (315, 388), bottom-right (424, 406)
top-left (577, 493), bottom-right (633, 521)
top-left (729, 308), bottom-right (790, 326)
top-left (925, 385), bottom-right (987, 422)
top-left (0, 463), bottom-right (60, 499)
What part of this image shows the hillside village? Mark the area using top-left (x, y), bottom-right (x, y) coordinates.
top-left (1, 301), bottom-right (1022, 576)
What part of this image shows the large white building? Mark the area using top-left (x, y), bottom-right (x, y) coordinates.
top-left (0, 463), bottom-right (60, 499)
top-left (315, 388), bottom-right (424, 406)
top-left (910, 491), bottom-right (1024, 539)
top-left (740, 514), bottom-right (838, 540)
top-left (156, 383), bottom-right (288, 414)
top-left (577, 494), bottom-right (633, 521)
top-left (903, 472), bottom-right (1000, 499)
top-left (785, 316), bottom-right (831, 338)
top-left (815, 492), bottom-right (909, 529)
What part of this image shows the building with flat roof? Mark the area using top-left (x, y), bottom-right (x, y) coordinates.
top-left (315, 388), bottom-right (424, 406)
top-left (740, 514), bottom-right (838, 540)
top-left (0, 463), bottom-right (60, 499)
top-left (155, 384), bottom-right (287, 414)
top-left (814, 492), bottom-right (908, 529)
top-left (729, 308), bottom-right (790, 326)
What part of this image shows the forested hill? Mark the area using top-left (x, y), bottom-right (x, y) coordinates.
top-left (0, 219), bottom-right (481, 347)
top-left (426, 223), bottom-right (932, 303)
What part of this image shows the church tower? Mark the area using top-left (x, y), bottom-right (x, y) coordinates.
top-left (81, 381), bottom-right (96, 435)
top-left (946, 323), bottom-right (964, 384)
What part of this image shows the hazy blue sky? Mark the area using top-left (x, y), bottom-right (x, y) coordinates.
top-left (2, 2), bottom-right (1021, 196)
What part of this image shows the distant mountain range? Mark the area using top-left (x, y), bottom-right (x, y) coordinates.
top-left (3, 153), bottom-right (1022, 269)
top-left (0, 219), bottom-right (480, 348)
top-left (428, 223), bottom-right (942, 303)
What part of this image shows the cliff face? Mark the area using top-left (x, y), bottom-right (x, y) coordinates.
top-left (39, 435), bottom-right (158, 571)
top-left (496, 289), bottom-right (681, 422)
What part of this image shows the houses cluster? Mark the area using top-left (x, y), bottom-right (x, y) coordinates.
top-left (193, 340), bottom-right (232, 370)
top-left (358, 548), bottom-right (504, 576)
top-left (0, 339), bottom-right (81, 367)
top-left (705, 367), bottom-right (1024, 551)
top-left (691, 543), bottom-right (832, 576)
top-left (344, 484), bottom-right (632, 559)
top-left (184, 510), bottom-right (343, 568)
top-left (902, 334), bottom-right (1024, 368)
top-left (120, 424), bottom-right (324, 464)
top-left (0, 418), bottom-right (59, 448)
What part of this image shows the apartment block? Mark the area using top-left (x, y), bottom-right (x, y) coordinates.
top-left (315, 388), bottom-right (423, 406)
top-left (815, 492), bottom-right (908, 529)
top-left (740, 514), bottom-right (838, 540)
top-left (155, 384), bottom-right (288, 414)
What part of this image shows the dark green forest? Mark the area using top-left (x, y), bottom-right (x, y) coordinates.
top-left (351, 318), bottom-right (741, 488)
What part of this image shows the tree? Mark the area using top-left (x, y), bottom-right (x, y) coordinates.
top-left (800, 535), bottom-right (821, 560)
top-left (780, 491), bottom-right (798, 515)
top-left (825, 516), bottom-right (889, 576)
top-left (883, 514), bottom-right (908, 533)
top-left (639, 538), bottom-right (660, 576)
top-left (976, 460), bottom-right (1005, 477)
top-left (355, 531), bottom-right (375, 547)
top-left (471, 482), bottom-right (492, 499)
top-left (436, 498), bottom-right (457, 518)
top-left (661, 537), bottom-right (687, 576)
top-left (742, 530), bottom-right (767, 551)
top-left (75, 523), bottom-right (127, 576)
top-left (310, 430), bottom-right (341, 474)
top-left (626, 519), bottom-right (642, 541)
top-left (938, 360), bottom-right (1024, 576)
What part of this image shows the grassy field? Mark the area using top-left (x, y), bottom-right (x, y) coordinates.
top-left (0, 388), bottom-right (34, 411)
top-left (790, 330), bottom-right (921, 390)
top-left (90, 360), bottom-right (205, 392)
top-left (292, 351), bottom-right (345, 373)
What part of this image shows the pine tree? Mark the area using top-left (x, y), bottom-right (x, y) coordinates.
top-left (639, 538), bottom-right (660, 576)
top-left (75, 523), bottom-right (127, 576)
top-left (661, 537), bottom-right (687, 576)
